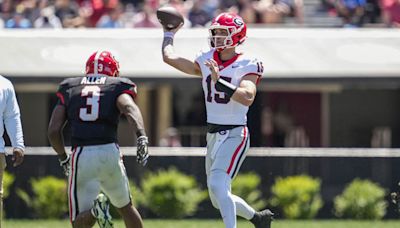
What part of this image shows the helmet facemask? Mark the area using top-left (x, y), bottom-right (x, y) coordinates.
top-left (208, 26), bottom-right (237, 51)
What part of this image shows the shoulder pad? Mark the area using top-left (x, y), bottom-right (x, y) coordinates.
top-left (59, 77), bottom-right (81, 88)
top-left (245, 58), bottom-right (264, 75)
top-left (195, 49), bottom-right (213, 62)
top-left (118, 77), bottom-right (136, 86)
top-left (115, 77), bottom-right (137, 98)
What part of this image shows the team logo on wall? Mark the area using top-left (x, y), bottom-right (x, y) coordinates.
top-left (234, 18), bottom-right (244, 26)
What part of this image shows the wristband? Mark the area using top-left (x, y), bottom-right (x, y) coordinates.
top-left (215, 78), bottom-right (237, 97)
top-left (164, 32), bottom-right (175, 38)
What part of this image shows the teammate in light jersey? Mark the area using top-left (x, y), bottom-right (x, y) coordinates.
top-left (161, 12), bottom-right (273, 228)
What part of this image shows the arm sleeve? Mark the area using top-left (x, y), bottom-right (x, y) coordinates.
top-left (4, 85), bottom-right (25, 150)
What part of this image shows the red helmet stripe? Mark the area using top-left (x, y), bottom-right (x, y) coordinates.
top-left (214, 13), bottom-right (223, 23)
top-left (93, 51), bottom-right (102, 74)
top-left (86, 50), bottom-right (119, 77)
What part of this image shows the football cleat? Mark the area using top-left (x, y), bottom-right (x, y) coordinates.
top-left (91, 193), bottom-right (114, 228)
top-left (250, 209), bottom-right (274, 228)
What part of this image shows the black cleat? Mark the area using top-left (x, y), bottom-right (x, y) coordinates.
top-left (250, 209), bottom-right (274, 228)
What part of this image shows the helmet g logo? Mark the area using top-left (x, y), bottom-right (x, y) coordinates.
top-left (234, 18), bottom-right (244, 26)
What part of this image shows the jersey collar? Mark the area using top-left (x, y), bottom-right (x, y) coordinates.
top-left (213, 50), bottom-right (241, 70)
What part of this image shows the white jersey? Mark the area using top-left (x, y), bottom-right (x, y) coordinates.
top-left (0, 75), bottom-right (24, 152)
top-left (195, 49), bottom-right (263, 125)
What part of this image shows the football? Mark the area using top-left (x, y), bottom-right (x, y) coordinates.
top-left (156, 6), bottom-right (184, 30)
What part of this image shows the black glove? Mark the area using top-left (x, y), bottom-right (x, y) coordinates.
top-left (59, 154), bottom-right (70, 177)
top-left (137, 136), bottom-right (149, 166)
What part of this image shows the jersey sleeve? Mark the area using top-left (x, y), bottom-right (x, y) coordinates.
top-left (56, 79), bottom-right (70, 106)
top-left (241, 58), bottom-right (264, 84)
top-left (194, 50), bottom-right (205, 69)
top-left (117, 78), bottom-right (138, 99)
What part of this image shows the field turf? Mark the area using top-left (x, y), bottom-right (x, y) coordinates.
top-left (4, 219), bottom-right (400, 228)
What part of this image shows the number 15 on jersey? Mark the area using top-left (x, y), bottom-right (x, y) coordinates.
top-left (206, 75), bottom-right (232, 104)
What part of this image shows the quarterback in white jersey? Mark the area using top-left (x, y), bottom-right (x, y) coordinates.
top-left (196, 50), bottom-right (263, 126)
top-left (161, 12), bottom-right (273, 228)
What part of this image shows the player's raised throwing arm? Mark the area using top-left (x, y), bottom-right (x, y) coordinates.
top-left (162, 25), bottom-right (202, 77)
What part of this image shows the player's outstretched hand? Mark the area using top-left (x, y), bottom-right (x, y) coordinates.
top-left (58, 154), bottom-right (70, 177)
top-left (204, 59), bottom-right (220, 82)
top-left (137, 136), bottom-right (149, 166)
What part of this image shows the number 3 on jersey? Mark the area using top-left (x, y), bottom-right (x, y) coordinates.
top-left (79, 86), bottom-right (101, 121)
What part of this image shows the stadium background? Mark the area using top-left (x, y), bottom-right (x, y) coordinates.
top-left (1, 0), bottom-right (400, 222)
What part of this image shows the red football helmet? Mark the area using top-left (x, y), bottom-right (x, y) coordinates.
top-left (85, 51), bottom-right (120, 77)
top-left (208, 13), bottom-right (247, 51)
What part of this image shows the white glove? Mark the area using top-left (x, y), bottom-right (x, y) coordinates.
top-left (59, 154), bottom-right (70, 177)
top-left (137, 136), bottom-right (149, 166)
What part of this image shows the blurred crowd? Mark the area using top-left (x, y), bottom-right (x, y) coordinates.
top-left (0, 0), bottom-right (399, 29)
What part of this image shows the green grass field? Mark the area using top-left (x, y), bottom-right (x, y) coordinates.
top-left (4, 219), bottom-right (400, 228)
